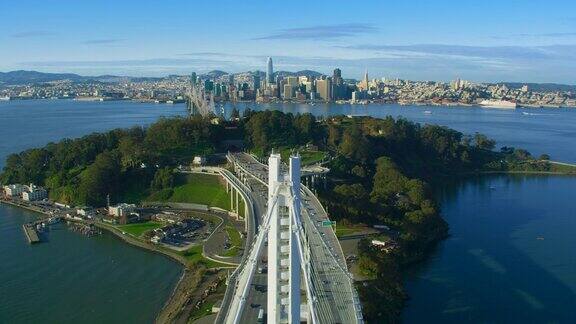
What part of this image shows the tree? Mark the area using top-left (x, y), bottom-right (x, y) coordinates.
top-left (151, 167), bottom-right (175, 191)
top-left (339, 123), bottom-right (369, 162)
top-left (77, 151), bottom-right (121, 206)
top-left (327, 124), bottom-right (340, 149)
top-left (118, 137), bottom-right (144, 169)
top-left (539, 154), bottom-right (550, 160)
top-left (474, 133), bottom-right (496, 150)
top-left (294, 113), bottom-right (316, 143)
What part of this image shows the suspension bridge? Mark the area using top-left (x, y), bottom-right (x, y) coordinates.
top-left (215, 152), bottom-right (363, 324)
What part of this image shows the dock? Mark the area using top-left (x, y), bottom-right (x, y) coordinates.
top-left (22, 223), bottom-right (40, 244)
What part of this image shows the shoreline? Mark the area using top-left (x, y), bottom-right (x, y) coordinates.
top-left (0, 199), bottom-right (219, 324)
top-left (3, 97), bottom-right (576, 109)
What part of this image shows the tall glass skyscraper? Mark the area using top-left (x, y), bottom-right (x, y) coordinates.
top-left (266, 57), bottom-right (274, 84)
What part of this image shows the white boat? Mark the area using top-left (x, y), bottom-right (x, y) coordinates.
top-left (46, 217), bottom-right (61, 225)
top-left (479, 100), bottom-right (517, 109)
top-left (0, 96), bottom-right (10, 101)
top-left (423, 110), bottom-right (432, 114)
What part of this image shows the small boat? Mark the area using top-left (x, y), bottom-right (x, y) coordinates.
top-left (46, 217), bottom-right (61, 225)
top-left (423, 110), bottom-right (432, 115)
top-left (536, 236), bottom-right (544, 240)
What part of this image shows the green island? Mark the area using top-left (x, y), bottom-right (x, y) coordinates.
top-left (2, 109), bottom-right (575, 323)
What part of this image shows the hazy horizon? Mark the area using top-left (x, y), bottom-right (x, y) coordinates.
top-left (1, 0), bottom-right (575, 83)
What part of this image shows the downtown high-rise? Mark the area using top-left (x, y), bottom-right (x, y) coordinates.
top-left (266, 57), bottom-right (274, 85)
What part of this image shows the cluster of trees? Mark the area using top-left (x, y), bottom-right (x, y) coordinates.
top-left (242, 110), bottom-right (322, 154)
top-left (1, 116), bottom-right (221, 206)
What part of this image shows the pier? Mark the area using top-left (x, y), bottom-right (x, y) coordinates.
top-left (22, 223), bottom-right (40, 244)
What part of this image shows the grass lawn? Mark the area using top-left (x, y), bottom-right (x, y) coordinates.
top-left (188, 278), bottom-right (227, 322)
top-left (178, 245), bottom-right (228, 268)
top-left (335, 222), bottom-right (364, 238)
top-left (226, 225), bottom-right (242, 247)
top-left (300, 150), bottom-right (327, 165)
top-left (222, 225), bottom-right (243, 257)
top-left (147, 173), bottom-right (231, 210)
top-left (280, 147), bottom-right (327, 166)
top-left (116, 221), bottom-right (163, 237)
top-left (188, 301), bottom-right (215, 322)
top-left (549, 162), bottom-right (576, 174)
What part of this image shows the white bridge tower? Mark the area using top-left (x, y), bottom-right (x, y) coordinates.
top-left (267, 153), bottom-right (302, 323)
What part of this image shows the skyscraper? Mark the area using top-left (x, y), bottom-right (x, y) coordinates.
top-left (253, 73), bottom-right (261, 91)
top-left (316, 78), bottom-right (332, 101)
top-left (266, 57), bottom-right (274, 85)
top-left (190, 72), bottom-right (197, 85)
top-left (359, 69), bottom-right (370, 91)
top-left (332, 68), bottom-right (345, 100)
top-left (333, 68), bottom-right (342, 84)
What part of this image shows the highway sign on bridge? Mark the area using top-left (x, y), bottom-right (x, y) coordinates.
top-left (321, 220), bottom-right (336, 227)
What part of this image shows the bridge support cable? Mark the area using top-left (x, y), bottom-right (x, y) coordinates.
top-left (224, 189), bottom-right (280, 324)
top-left (288, 188), bottom-right (319, 324)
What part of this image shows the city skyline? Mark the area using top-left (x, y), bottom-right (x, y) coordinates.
top-left (1, 0), bottom-right (576, 83)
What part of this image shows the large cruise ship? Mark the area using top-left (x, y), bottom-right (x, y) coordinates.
top-left (479, 99), bottom-right (517, 109)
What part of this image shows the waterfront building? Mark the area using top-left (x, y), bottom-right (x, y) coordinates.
top-left (22, 186), bottom-right (47, 201)
top-left (193, 156), bottom-right (206, 166)
top-left (76, 207), bottom-right (94, 217)
top-left (266, 57), bottom-right (274, 85)
top-left (283, 84), bottom-right (294, 99)
top-left (316, 78), bottom-right (332, 101)
top-left (3, 184), bottom-right (25, 197)
top-left (332, 68), bottom-right (347, 100)
top-left (109, 203), bottom-right (136, 217)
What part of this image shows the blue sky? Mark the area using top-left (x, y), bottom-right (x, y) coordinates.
top-left (1, 0), bottom-right (575, 83)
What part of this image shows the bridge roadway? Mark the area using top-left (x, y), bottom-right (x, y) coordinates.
top-left (220, 153), bottom-right (362, 323)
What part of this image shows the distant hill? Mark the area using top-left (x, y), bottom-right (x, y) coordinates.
top-left (200, 69), bottom-right (325, 80)
top-left (275, 70), bottom-right (324, 78)
top-left (204, 70), bottom-right (228, 78)
top-left (0, 70), bottom-right (84, 85)
top-left (0, 70), bottom-right (164, 85)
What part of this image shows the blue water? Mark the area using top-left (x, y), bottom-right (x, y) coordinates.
top-left (402, 175), bottom-right (576, 323)
top-left (0, 206), bottom-right (182, 323)
top-left (0, 99), bottom-right (186, 323)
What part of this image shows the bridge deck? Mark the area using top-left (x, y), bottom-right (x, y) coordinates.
top-left (221, 153), bottom-right (362, 323)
